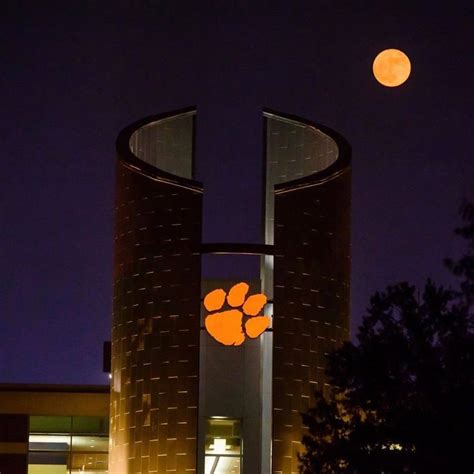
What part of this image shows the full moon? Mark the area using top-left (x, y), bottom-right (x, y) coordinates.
top-left (373, 49), bottom-right (411, 87)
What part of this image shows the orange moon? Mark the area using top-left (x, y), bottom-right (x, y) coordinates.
top-left (373, 49), bottom-right (411, 87)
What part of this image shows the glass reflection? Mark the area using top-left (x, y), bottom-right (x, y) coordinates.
top-left (71, 436), bottom-right (109, 452)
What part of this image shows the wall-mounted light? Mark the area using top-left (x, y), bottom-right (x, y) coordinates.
top-left (209, 438), bottom-right (229, 454)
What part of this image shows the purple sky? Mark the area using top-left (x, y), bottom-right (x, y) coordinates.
top-left (1, 2), bottom-right (473, 384)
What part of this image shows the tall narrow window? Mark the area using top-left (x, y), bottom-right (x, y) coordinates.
top-left (205, 418), bottom-right (242, 474)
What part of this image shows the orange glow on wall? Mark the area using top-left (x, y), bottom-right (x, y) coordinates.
top-left (203, 282), bottom-right (271, 346)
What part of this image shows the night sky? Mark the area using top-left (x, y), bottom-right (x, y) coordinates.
top-left (2, 1), bottom-right (473, 384)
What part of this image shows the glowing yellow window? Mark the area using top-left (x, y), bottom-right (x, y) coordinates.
top-left (205, 418), bottom-right (242, 474)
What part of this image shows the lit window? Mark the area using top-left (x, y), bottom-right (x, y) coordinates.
top-left (205, 418), bottom-right (242, 473)
top-left (28, 416), bottom-right (109, 474)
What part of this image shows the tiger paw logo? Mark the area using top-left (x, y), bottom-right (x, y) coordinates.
top-left (203, 282), bottom-right (271, 346)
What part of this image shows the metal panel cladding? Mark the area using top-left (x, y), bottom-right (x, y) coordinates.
top-left (110, 109), bottom-right (203, 473)
top-left (264, 111), bottom-right (351, 474)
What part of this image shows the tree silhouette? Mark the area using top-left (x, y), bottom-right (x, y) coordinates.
top-left (299, 202), bottom-right (474, 473)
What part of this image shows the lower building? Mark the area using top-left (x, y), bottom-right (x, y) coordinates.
top-left (0, 384), bottom-right (109, 474)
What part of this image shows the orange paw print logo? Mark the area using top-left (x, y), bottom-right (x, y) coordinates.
top-left (203, 282), bottom-right (271, 346)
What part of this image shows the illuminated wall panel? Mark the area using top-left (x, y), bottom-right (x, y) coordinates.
top-left (129, 112), bottom-right (194, 180)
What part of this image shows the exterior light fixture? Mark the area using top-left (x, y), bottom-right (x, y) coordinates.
top-left (210, 438), bottom-right (228, 453)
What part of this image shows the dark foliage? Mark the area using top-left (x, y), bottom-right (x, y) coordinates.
top-left (300, 202), bottom-right (474, 473)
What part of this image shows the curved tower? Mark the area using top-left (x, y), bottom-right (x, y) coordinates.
top-left (110, 108), bottom-right (351, 474)
top-left (111, 108), bottom-right (203, 473)
top-left (264, 110), bottom-right (351, 473)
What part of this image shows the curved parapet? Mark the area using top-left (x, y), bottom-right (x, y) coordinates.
top-left (110, 109), bottom-right (203, 473)
top-left (262, 109), bottom-right (350, 246)
top-left (263, 110), bottom-right (351, 474)
top-left (116, 107), bottom-right (202, 191)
